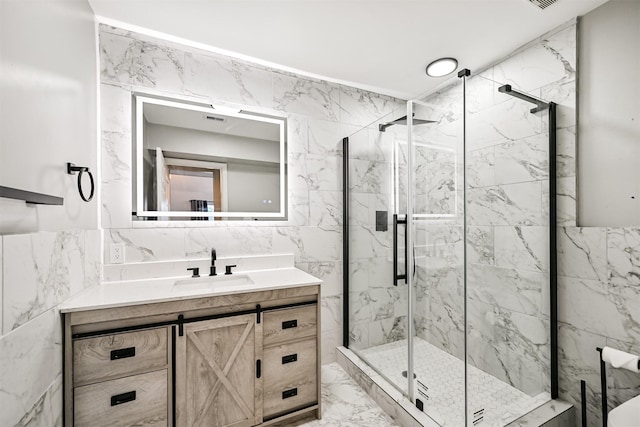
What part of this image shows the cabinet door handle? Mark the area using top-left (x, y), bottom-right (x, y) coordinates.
top-left (256, 359), bottom-right (261, 378)
top-left (110, 347), bottom-right (136, 360)
top-left (282, 353), bottom-right (298, 364)
top-left (282, 388), bottom-right (298, 399)
top-left (282, 319), bottom-right (297, 329)
top-left (111, 391), bottom-right (136, 406)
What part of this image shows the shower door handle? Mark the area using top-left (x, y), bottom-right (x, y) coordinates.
top-left (393, 214), bottom-right (407, 285)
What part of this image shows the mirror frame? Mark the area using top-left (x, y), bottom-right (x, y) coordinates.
top-left (134, 94), bottom-right (287, 219)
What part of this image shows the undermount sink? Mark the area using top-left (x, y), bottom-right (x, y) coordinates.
top-left (172, 274), bottom-right (255, 292)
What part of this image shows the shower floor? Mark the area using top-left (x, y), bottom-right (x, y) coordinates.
top-left (359, 338), bottom-right (550, 426)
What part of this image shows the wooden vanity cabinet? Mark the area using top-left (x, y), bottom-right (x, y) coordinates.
top-left (63, 285), bottom-right (321, 427)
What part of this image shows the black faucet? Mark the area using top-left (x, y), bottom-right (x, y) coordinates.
top-left (225, 264), bottom-right (237, 275)
top-left (187, 267), bottom-right (200, 278)
top-left (209, 249), bottom-right (217, 276)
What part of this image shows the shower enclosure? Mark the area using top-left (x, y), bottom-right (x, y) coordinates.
top-left (343, 70), bottom-right (557, 426)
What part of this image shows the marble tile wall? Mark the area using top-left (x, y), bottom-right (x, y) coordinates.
top-left (98, 24), bottom-right (404, 366)
top-left (558, 227), bottom-right (640, 427)
top-left (0, 229), bottom-right (101, 426)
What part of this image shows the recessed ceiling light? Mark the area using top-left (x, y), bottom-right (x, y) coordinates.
top-left (425, 58), bottom-right (458, 77)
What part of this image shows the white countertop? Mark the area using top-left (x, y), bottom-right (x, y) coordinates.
top-left (60, 267), bottom-right (322, 313)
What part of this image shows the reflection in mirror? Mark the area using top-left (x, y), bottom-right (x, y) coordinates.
top-left (134, 95), bottom-right (287, 220)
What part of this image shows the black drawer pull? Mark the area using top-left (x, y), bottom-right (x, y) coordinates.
top-left (282, 388), bottom-right (298, 399)
top-left (282, 319), bottom-right (297, 329)
top-left (110, 347), bottom-right (136, 360)
top-left (282, 353), bottom-right (298, 364)
top-left (111, 391), bottom-right (136, 406)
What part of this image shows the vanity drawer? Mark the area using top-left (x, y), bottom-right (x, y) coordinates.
top-left (74, 369), bottom-right (168, 426)
top-left (263, 338), bottom-right (317, 418)
top-left (73, 327), bottom-right (168, 385)
top-left (263, 304), bottom-right (317, 346)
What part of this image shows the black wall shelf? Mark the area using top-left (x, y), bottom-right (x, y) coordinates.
top-left (0, 186), bottom-right (64, 205)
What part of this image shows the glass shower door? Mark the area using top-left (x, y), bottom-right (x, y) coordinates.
top-left (407, 77), bottom-right (467, 426)
top-left (346, 105), bottom-right (410, 395)
top-left (464, 72), bottom-right (553, 425)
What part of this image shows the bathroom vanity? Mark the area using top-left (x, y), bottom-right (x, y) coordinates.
top-left (61, 267), bottom-right (322, 427)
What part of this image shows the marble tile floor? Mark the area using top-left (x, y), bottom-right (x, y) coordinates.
top-left (271, 363), bottom-right (399, 427)
top-left (359, 338), bottom-right (550, 426)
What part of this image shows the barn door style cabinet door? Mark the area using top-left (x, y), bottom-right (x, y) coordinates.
top-left (175, 314), bottom-right (263, 427)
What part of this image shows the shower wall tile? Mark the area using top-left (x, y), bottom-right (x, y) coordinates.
top-left (184, 52), bottom-right (273, 107)
top-left (414, 145), bottom-right (456, 194)
top-left (369, 316), bottom-right (407, 347)
top-left (369, 128), bottom-right (398, 163)
top-left (349, 159), bottom-right (392, 194)
top-left (349, 260), bottom-right (370, 293)
top-left (494, 226), bottom-right (549, 272)
top-left (466, 97), bottom-right (543, 150)
top-left (100, 31), bottom-right (185, 94)
top-left (349, 321), bottom-right (370, 351)
top-left (557, 227), bottom-right (607, 281)
top-left (348, 225), bottom-right (391, 260)
top-left (466, 226), bottom-right (495, 265)
top-left (494, 133), bottom-right (549, 185)
top-left (465, 75), bottom-right (496, 114)
top-left (468, 264), bottom-right (545, 317)
top-left (467, 146), bottom-right (495, 189)
top-left (467, 181), bottom-right (543, 226)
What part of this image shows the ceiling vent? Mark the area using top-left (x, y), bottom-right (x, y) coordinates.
top-left (527, 0), bottom-right (558, 9)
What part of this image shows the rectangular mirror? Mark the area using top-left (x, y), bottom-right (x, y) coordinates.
top-left (134, 94), bottom-right (287, 220)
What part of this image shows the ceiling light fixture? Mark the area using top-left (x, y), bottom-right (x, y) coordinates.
top-left (425, 58), bottom-right (458, 77)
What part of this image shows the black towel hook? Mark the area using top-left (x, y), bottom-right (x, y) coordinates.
top-left (67, 162), bottom-right (94, 202)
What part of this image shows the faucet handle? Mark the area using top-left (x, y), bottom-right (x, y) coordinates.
top-left (225, 265), bottom-right (237, 275)
top-left (187, 267), bottom-right (200, 278)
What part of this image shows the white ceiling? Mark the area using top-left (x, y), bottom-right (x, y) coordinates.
top-left (88, 0), bottom-right (609, 99)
